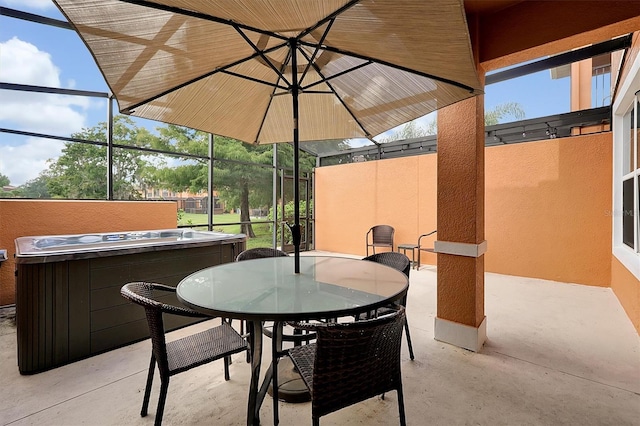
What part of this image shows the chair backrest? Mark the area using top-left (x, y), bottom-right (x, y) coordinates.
top-left (368, 225), bottom-right (394, 246)
top-left (418, 230), bottom-right (437, 247)
top-left (236, 247), bottom-right (289, 261)
top-left (311, 307), bottom-right (405, 419)
top-left (363, 251), bottom-right (411, 279)
top-left (121, 282), bottom-right (205, 375)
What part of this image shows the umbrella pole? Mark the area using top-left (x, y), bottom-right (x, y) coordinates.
top-left (291, 39), bottom-right (301, 273)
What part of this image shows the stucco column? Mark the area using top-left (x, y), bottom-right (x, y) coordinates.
top-left (434, 92), bottom-right (487, 352)
top-left (571, 59), bottom-right (593, 112)
top-left (571, 59), bottom-right (594, 135)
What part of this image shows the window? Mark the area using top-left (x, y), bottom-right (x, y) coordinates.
top-left (613, 58), bottom-right (640, 279)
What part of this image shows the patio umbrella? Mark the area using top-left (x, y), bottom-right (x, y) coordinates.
top-left (52, 0), bottom-right (483, 272)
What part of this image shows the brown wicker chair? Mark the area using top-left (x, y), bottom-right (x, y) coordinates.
top-left (120, 282), bottom-right (247, 426)
top-left (361, 252), bottom-right (414, 360)
top-left (366, 225), bottom-right (395, 256)
top-left (287, 307), bottom-right (407, 426)
top-left (236, 247), bottom-right (315, 425)
top-left (235, 247), bottom-right (290, 261)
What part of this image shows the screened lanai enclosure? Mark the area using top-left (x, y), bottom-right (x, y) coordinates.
top-left (0, 5), bottom-right (623, 252)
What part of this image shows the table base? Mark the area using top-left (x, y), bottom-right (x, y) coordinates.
top-left (267, 357), bottom-right (310, 403)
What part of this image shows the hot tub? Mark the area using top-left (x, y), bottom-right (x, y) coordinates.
top-left (15, 228), bottom-right (243, 261)
top-left (15, 229), bottom-right (245, 374)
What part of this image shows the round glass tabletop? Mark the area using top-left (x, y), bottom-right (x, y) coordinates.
top-left (176, 255), bottom-right (408, 321)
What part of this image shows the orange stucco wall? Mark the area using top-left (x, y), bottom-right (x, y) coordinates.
top-left (314, 153), bottom-right (437, 266)
top-left (0, 200), bottom-right (177, 306)
top-left (485, 133), bottom-right (612, 286)
top-left (315, 132), bottom-right (612, 288)
top-left (611, 256), bottom-right (640, 334)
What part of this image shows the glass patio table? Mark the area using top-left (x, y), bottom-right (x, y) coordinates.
top-left (176, 255), bottom-right (409, 426)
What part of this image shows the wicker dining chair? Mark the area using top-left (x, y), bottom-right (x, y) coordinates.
top-left (366, 225), bottom-right (395, 256)
top-left (236, 247), bottom-right (290, 261)
top-left (236, 247), bottom-right (316, 425)
top-left (362, 252), bottom-right (414, 360)
top-left (120, 282), bottom-right (247, 426)
top-left (287, 306), bottom-right (407, 426)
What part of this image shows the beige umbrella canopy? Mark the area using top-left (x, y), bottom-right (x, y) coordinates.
top-left (53, 0), bottom-right (483, 271)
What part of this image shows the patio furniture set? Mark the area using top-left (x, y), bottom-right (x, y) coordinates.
top-left (121, 248), bottom-right (414, 426)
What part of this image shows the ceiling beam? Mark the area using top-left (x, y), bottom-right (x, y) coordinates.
top-left (472, 1), bottom-right (640, 69)
top-left (485, 35), bottom-right (632, 85)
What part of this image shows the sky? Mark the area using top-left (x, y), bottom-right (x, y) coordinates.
top-left (0, 0), bottom-right (573, 186)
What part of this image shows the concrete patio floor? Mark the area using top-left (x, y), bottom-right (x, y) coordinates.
top-left (1, 252), bottom-right (638, 425)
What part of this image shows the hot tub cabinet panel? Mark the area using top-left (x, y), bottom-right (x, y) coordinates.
top-left (15, 230), bottom-right (245, 374)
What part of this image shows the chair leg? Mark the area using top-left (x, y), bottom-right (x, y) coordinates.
top-left (141, 355), bottom-right (156, 417)
top-left (397, 386), bottom-right (407, 426)
top-left (154, 379), bottom-right (170, 426)
top-left (313, 416), bottom-right (320, 426)
top-left (224, 355), bottom-right (231, 381)
top-left (404, 318), bottom-right (415, 360)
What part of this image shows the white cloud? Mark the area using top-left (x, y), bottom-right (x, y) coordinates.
top-left (0, 0), bottom-right (54, 10)
top-left (0, 137), bottom-right (64, 186)
top-left (0, 37), bottom-right (88, 133)
top-left (0, 37), bottom-right (90, 185)
top-left (1, 37), bottom-right (61, 87)
top-left (0, 90), bottom-right (88, 134)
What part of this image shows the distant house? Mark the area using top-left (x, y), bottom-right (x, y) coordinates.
top-left (143, 188), bottom-right (226, 214)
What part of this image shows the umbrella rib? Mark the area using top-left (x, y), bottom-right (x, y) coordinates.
top-left (123, 43), bottom-right (286, 113)
top-left (220, 69), bottom-right (288, 91)
top-left (233, 26), bottom-right (291, 87)
top-left (299, 18), bottom-right (335, 86)
top-left (253, 48), bottom-right (294, 144)
top-left (300, 61), bottom-right (373, 92)
top-left (298, 40), bottom-right (478, 94)
top-left (296, 48), bottom-right (372, 139)
top-left (300, 90), bottom-right (333, 95)
top-left (119, 0), bottom-right (289, 42)
top-left (299, 0), bottom-right (362, 40)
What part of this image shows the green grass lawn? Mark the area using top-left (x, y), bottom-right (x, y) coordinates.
top-left (178, 212), bottom-right (273, 249)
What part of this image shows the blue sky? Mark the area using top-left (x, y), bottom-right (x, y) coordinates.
top-left (0, 0), bottom-right (573, 186)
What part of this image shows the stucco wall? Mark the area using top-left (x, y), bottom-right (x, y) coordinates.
top-left (485, 132), bottom-right (612, 286)
top-left (315, 132), bottom-right (612, 287)
top-left (315, 153), bottom-right (438, 266)
top-left (611, 256), bottom-right (640, 334)
top-left (0, 200), bottom-right (177, 305)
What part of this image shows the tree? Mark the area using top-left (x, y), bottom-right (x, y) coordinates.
top-left (383, 102), bottom-right (526, 139)
top-left (379, 120), bottom-right (430, 142)
top-left (150, 126), bottom-right (273, 237)
top-left (212, 137), bottom-right (274, 237)
top-left (0, 173), bottom-right (10, 187)
top-left (484, 102), bottom-right (526, 126)
top-left (151, 126), bottom-right (322, 238)
top-left (150, 125), bottom-right (210, 193)
top-left (268, 200), bottom-right (313, 245)
top-left (20, 174), bottom-right (51, 198)
top-left (46, 116), bottom-right (155, 199)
